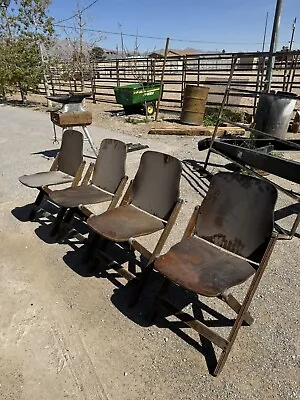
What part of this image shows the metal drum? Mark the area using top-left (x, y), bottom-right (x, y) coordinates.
top-left (255, 91), bottom-right (297, 139)
top-left (181, 85), bottom-right (209, 126)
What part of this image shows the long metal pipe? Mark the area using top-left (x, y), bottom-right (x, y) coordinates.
top-left (289, 17), bottom-right (297, 50)
top-left (265, 0), bottom-right (284, 92)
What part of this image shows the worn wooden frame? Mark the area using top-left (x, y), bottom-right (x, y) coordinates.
top-left (28, 158), bottom-right (86, 221)
top-left (49, 160), bottom-right (129, 237)
top-left (147, 205), bottom-right (278, 376)
top-left (84, 172), bottom-right (183, 290)
top-left (90, 182), bottom-right (183, 274)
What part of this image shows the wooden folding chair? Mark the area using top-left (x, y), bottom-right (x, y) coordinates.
top-left (19, 129), bottom-right (84, 220)
top-left (145, 172), bottom-right (278, 376)
top-left (48, 138), bottom-right (128, 237)
top-left (85, 150), bottom-right (183, 281)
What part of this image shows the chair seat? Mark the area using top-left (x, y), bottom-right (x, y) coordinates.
top-left (50, 185), bottom-right (113, 208)
top-left (88, 204), bottom-right (165, 242)
top-left (19, 171), bottom-right (74, 188)
top-left (155, 236), bottom-right (256, 297)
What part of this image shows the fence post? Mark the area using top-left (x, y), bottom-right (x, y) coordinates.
top-left (151, 59), bottom-right (155, 82)
top-left (91, 62), bottom-right (96, 103)
top-left (50, 75), bottom-right (55, 95)
top-left (155, 37), bottom-right (170, 121)
top-left (116, 59), bottom-right (120, 86)
top-left (197, 57), bottom-right (201, 86)
top-left (181, 56), bottom-right (187, 107)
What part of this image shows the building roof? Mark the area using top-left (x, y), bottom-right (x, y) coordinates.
top-left (148, 48), bottom-right (200, 58)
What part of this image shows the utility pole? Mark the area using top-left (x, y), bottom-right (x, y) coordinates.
top-left (264, 0), bottom-right (283, 92)
top-left (289, 17), bottom-right (297, 50)
top-left (79, 11), bottom-right (84, 91)
top-left (262, 12), bottom-right (269, 52)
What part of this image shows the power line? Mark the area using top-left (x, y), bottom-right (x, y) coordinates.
top-left (56, 0), bottom-right (100, 24)
top-left (53, 24), bottom-right (299, 46)
top-left (53, 24), bottom-right (262, 44)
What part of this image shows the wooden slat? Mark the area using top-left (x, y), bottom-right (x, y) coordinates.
top-left (148, 126), bottom-right (245, 136)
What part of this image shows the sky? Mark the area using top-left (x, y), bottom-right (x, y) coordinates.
top-left (48, 0), bottom-right (300, 53)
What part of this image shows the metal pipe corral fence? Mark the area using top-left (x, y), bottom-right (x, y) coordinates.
top-left (42, 50), bottom-right (300, 115)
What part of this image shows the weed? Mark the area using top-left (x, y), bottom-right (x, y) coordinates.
top-left (271, 151), bottom-right (284, 158)
top-left (125, 117), bottom-right (149, 124)
top-left (203, 107), bottom-right (245, 127)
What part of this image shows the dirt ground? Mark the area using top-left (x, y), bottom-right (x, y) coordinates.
top-left (0, 101), bottom-right (299, 400)
top-left (7, 92), bottom-right (185, 138)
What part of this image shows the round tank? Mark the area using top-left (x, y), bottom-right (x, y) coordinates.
top-left (181, 85), bottom-right (209, 126)
top-left (255, 91), bottom-right (297, 139)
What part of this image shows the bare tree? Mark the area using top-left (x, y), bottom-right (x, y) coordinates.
top-left (57, 0), bottom-right (104, 92)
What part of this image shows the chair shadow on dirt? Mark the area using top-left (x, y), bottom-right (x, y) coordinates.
top-left (0, 98), bottom-right (44, 108)
top-left (11, 200), bottom-right (90, 245)
top-left (182, 158), bottom-right (278, 193)
top-left (181, 159), bottom-right (237, 198)
top-left (61, 235), bottom-right (244, 375)
top-left (11, 203), bottom-right (36, 222)
top-left (31, 148), bottom-right (97, 162)
top-left (12, 200), bottom-right (254, 375)
top-left (110, 268), bottom-right (245, 375)
top-left (274, 203), bottom-right (300, 239)
top-left (31, 149), bottom-right (59, 159)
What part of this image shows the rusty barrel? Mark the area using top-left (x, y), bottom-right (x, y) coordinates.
top-left (181, 85), bottom-right (209, 126)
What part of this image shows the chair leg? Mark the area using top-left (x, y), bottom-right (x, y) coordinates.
top-left (128, 263), bottom-right (154, 308)
top-left (50, 207), bottom-right (67, 237)
top-left (147, 277), bottom-right (171, 322)
top-left (88, 237), bottom-right (109, 272)
top-left (29, 189), bottom-right (45, 221)
top-left (56, 208), bottom-right (76, 241)
top-left (128, 250), bottom-right (137, 275)
top-left (219, 293), bottom-right (254, 326)
top-left (290, 212), bottom-right (300, 238)
top-left (81, 232), bottom-right (99, 263)
top-left (213, 318), bottom-right (245, 377)
top-left (214, 297), bottom-right (254, 376)
top-left (64, 208), bottom-right (76, 224)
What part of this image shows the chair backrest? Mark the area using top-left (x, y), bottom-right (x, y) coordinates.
top-left (92, 138), bottom-right (127, 193)
top-left (131, 151), bottom-right (182, 220)
top-left (195, 172), bottom-right (277, 259)
top-left (58, 129), bottom-right (83, 176)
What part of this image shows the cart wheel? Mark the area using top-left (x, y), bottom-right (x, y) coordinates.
top-left (145, 102), bottom-right (156, 116)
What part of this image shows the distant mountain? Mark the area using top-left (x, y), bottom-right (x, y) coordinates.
top-left (146, 47), bottom-right (220, 55)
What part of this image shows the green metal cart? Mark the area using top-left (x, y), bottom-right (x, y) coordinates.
top-left (114, 82), bottom-right (162, 116)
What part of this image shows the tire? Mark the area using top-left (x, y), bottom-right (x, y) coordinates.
top-left (143, 101), bottom-right (156, 116)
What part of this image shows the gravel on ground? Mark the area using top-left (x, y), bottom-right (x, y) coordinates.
top-left (0, 102), bottom-right (299, 400)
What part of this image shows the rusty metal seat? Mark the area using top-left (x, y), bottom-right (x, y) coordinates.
top-left (156, 235), bottom-right (255, 297)
top-left (19, 129), bottom-right (84, 220)
top-left (19, 129), bottom-right (83, 189)
top-left (88, 204), bottom-right (164, 242)
top-left (141, 172), bottom-right (278, 376)
top-left (48, 138), bottom-right (128, 237)
top-left (19, 170), bottom-right (75, 188)
top-left (50, 185), bottom-right (113, 208)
